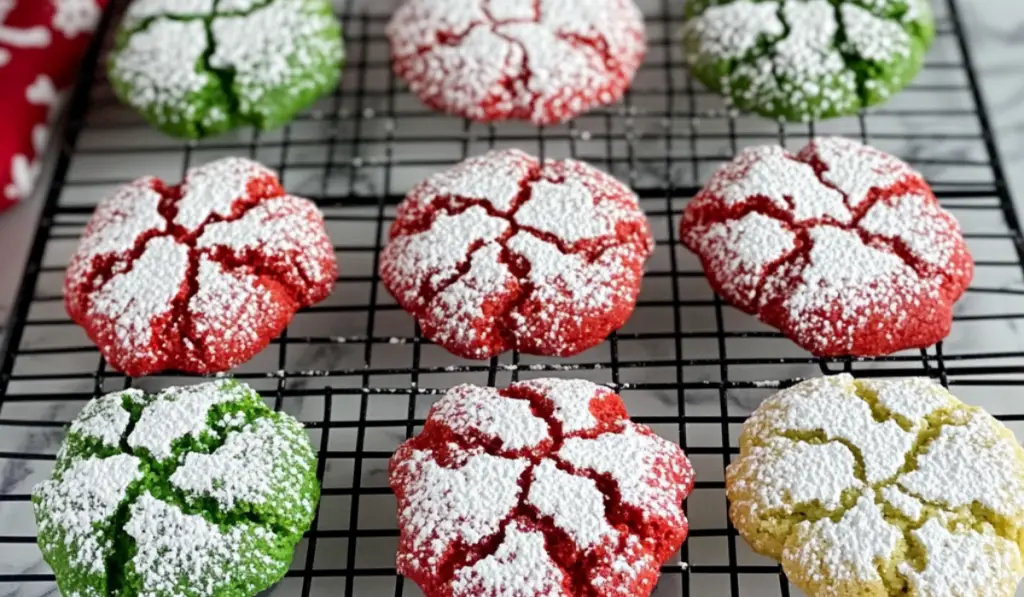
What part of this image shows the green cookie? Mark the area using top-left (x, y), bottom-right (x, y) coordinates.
top-left (108, 0), bottom-right (345, 139)
top-left (32, 380), bottom-right (320, 597)
top-left (682, 0), bottom-right (935, 121)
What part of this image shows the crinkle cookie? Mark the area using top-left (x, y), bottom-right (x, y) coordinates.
top-left (33, 380), bottom-right (319, 597)
top-left (681, 0), bottom-right (935, 121)
top-left (387, 0), bottom-right (646, 124)
top-left (681, 137), bottom-right (972, 357)
top-left (64, 157), bottom-right (337, 377)
top-left (727, 374), bottom-right (1024, 597)
top-left (379, 149), bottom-right (654, 359)
top-left (389, 378), bottom-right (694, 597)
top-left (108, 0), bottom-right (344, 138)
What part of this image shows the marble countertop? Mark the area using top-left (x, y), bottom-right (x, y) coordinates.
top-left (3, 1), bottom-right (1024, 596)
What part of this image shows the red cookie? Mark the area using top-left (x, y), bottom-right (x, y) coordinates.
top-left (387, 0), bottom-right (646, 125)
top-left (379, 149), bottom-right (653, 359)
top-left (65, 157), bottom-right (337, 376)
top-left (681, 137), bottom-right (973, 356)
top-left (390, 378), bottom-right (694, 597)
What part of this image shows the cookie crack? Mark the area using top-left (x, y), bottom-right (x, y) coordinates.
top-left (797, 431), bottom-right (868, 484)
top-left (199, 245), bottom-right (311, 307)
top-left (198, 14), bottom-right (240, 136)
top-left (417, 240), bottom-right (497, 309)
top-left (480, 0), bottom-right (536, 25)
top-left (102, 393), bottom-right (147, 597)
top-left (437, 466), bottom-right (532, 588)
top-left (421, 22), bottom-right (485, 55)
top-left (846, 380), bottom-right (917, 430)
top-left (78, 228), bottom-right (174, 301)
top-left (174, 250), bottom-right (206, 372)
top-left (556, 30), bottom-right (619, 79)
top-left (122, 178), bottom-right (298, 369)
top-left (829, 2), bottom-right (873, 108)
top-left (490, 28), bottom-right (540, 120)
top-left (749, 227), bottom-right (809, 311)
top-left (895, 408), bottom-right (969, 478)
top-left (214, 0), bottom-right (278, 16)
top-left (802, 154), bottom-right (942, 285)
top-left (425, 397), bottom-right (656, 596)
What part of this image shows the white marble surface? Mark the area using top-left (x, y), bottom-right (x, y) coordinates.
top-left (3, 1), bottom-right (1024, 597)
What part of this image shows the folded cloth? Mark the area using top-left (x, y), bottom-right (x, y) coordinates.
top-left (1, 0), bottom-right (108, 211)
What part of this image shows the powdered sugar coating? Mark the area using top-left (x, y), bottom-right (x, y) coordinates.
top-left (381, 149), bottom-right (652, 360)
top-left (64, 157), bottom-right (337, 376)
top-left (64, 178), bottom-right (166, 292)
top-left (899, 408), bottom-right (1024, 518)
top-left (880, 485), bottom-right (922, 521)
top-left (741, 375), bottom-right (935, 484)
top-left (128, 380), bottom-right (250, 460)
top-left (682, 0), bottom-right (933, 120)
top-left (85, 235), bottom-right (190, 363)
top-left (387, 0), bottom-right (646, 124)
top-left (109, 0), bottom-right (343, 139)
top-left (175, 158), bottom-right (274, 229)
top-left (681, 137), bottom-right (973, 357)
top-left (529, 460), bottom-right (617, 548)
top-left (899, 518), bottom-right (1024, 597)
top-left (450, 521), bottom-right (569, 597)
top-left (170, 415), bottom-right (318, 531)
top-left (210, 0), bottom-right (344, 121)
top-left (727, 375), bottom-right (1024, 597)
top-left (682, 1), bottom-right (783, 61)
top-left (108, 18), bottom-right (216, 126)
top-left (689, 212), bottom-right (797, 312)
top-left (783, 495), bottom-right (902, 589)
top-left (34, 455), bottom-right (143, 576)
top-left (68, 389), bottom-right (140, 449)
top-left (123, 0), bottom-right (215, 28)
top-left (124, 493), bottom-right (286, 597)
top-left (34, 380), bottom-right (318, 597)
top-left (804, 136), bottom-right (917, 208)
top-left (196, 195), bottom-right (336, 299)
top-left (559, 423), bottom-right (691, 528)
top-left (728, 436), bottom-right (862, 513)
top-left (390, 379), bottom-right (694, 597)
top-left (394, 450), bottom-right (529, 558)
top-left (431, 384), bottom-right (549, 452)
top-left (858, 376), bottom-right (957, 422)
top-left (512, 378), bottom-right (607, 434)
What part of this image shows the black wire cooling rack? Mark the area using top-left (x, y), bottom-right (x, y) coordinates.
top-left (3, 0), bottom-right (1024, 596)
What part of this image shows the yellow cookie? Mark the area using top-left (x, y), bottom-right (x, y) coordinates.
top-left (726, 374), bottom-right (1024, 597)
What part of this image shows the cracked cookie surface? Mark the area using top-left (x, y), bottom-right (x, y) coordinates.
top-left (727, 374), bottom-right (1024, 597)
top-left (680, 137), bottom-right (972, 357)
top-left (108, 0), bottom-right (344, 139)
top-left (379, 149), bottom-right (653, 360)
top-left (387, 0), bottom-right (646, 125)
top-left (64, 157), bottom-right (337, 376)
top-left (681, 0), bottom-right (934, 121)
top-left (32, 379), bottom-right (320, 597)
top-left (389, 378), bottom-right (694, 597)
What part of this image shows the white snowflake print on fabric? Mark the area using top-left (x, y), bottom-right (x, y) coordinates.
top-left (5, 74), bottom-right (60, 201)
top-left (0, 0), bottom-right (52, 68)
top-left (51, 0), bottom-right (103, 38)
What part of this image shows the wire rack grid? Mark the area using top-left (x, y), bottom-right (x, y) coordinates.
top-left (2, 0), bottom-right (1024, 596)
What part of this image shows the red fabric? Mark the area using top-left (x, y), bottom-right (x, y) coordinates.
top-left (1, 0), bottom-right (108, 211)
